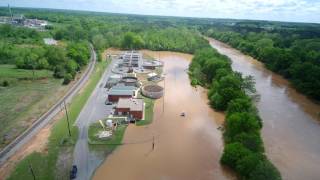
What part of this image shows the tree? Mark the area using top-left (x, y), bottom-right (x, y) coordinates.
top-left (65, 59), bottom-right (78, 77)
top-left (249, 159), bottom-right (282, 180)
top-left (236, 153), bottom-right (264, 177)
top-left (46, 46), bottom-right (67, 67)
top-left (121, 32), bottom-right (144, 49)
top-left (67, 42), bottom-right (90, 66)
top-left (220, 142), bottom-right (252, 169)
top-left (233, 132), bottom-right (264, 152)
top-left (225, 112), bottom-right (260, 140)
top-left (63, 73), bottom-right (73, 84)
top-left (92, 34), bottom-right (106, 50)
top-left (227, 97), bottom-right (252, 115)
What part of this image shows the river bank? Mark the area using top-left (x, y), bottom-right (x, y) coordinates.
top-left (208, 38), bottom-right (320, 180)
top-left (93, 51), bottom-right (234, 180)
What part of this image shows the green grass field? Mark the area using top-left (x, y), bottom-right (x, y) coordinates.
top-left (136, 95), bottom-right (155, 126)
top-left (88, 122), bottom-right (127, 149)
top-left (0, 65), bottom-right (51, 80)
top-left (0, 65), bottom-right (65, 149)
top-left (7, 60), bottom-right (109, 180)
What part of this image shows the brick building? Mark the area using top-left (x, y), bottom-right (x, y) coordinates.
top-left (115, 98), bottom-right (144, 120)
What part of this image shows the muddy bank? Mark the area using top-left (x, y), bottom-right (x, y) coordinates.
top-left (93, 51), bottom-right (234, 180)
top-left (208, 38), bottom-right (320, 180)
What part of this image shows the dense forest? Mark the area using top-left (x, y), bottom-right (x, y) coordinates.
top-left (0, 24), bottom-right (90, 84)
top-left (0, 7), bottom-right (209, 86)
top-left (202, 22), bottom-right (320, 101)
top-left (189, 48), bottom-right (281, 180)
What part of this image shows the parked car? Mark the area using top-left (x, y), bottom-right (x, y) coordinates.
top-left (70, 165), bottom-right (78, 179)
top-left (105, 101), bottom-right (112, 105)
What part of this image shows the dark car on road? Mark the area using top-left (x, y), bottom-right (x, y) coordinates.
top-left (70, 165), bottom-right (78, 179)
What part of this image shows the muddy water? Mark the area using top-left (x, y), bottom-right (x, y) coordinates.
top-left (93, 51), bottom-right (234, 180)
top-left (208, 38), bottom-right (320, 180)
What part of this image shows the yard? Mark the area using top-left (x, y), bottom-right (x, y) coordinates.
top-left (0, 65), bottom-right (69, 149)
top-left (136, 95), bottom-right (155, 126)
top-left (88, 122), bottom-right (127, 150)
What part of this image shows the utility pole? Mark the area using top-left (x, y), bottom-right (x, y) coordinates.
top-left (28, 160), bottom-right (36, 180)
top-left (152, 135), bottom-right (155, 151)
top-left (8, 4), bottom-right (13, 22)
top-left (64, 101), bottom-right (72, 137)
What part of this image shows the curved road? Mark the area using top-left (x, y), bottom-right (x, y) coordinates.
top-left (0, 44), bottom-right (96, 165)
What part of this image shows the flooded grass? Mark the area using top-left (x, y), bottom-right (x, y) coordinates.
top-left (136, 95), bottom-right (155, 126)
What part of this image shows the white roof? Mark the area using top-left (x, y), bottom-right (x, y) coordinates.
top-left (148, 72), bottom-right (157, 77)
top-left (117, 98), bottom-right (144, 111)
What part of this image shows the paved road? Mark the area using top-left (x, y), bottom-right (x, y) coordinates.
top-left (0, 45), bottom-right (96, 165)
top-left (73, 57), bottom-right (118, 180)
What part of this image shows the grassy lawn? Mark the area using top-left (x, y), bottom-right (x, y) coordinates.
top-left (88, 122), bottom-right (127, 151)
top-left (136, 95), bottom-right (155, 126)
top-left (7, 60), bottom-right (109, 180)
top-left (0, 65), bottom-right (65, 149)
top-left (0, 65), bottom-right (51, 80)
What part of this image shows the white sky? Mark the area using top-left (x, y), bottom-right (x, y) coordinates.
top-left (1, 0), bottom-right (320, 23)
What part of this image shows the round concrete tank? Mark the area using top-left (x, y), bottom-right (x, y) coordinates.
top-left (142, 84), bottom-right (164, 99)
top-left (121, 76), bottom-right (138, 86)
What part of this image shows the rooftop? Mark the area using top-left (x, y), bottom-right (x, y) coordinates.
top-left (117, 98), bottom-right (144, 111)
top-left (108, 84), bottom-right (137, 96)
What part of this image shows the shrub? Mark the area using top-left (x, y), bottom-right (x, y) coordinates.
top-left (227, 97), bottom-right (252, 115)
top-left (236, 153), bottom-right (265, 177)
top-left (2, 80), bottom-right (9, 87)
top-left (249, 159), bottom-right (282, 180)
top-left (63, 73), bottom-right (73, 84)
top-left (233, 132), bottom-right (264, 152)
top-left (220, 142), bottom-right (252, 169)
top-left (225, 112), bottom-right (260, 140)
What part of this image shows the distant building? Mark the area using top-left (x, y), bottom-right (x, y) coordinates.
top-left (115, 98), bottom-right (144, 119)
top-left (107, 84), bottom-right (137, 102)
top-left (43, 38), bottom-right (58, 45)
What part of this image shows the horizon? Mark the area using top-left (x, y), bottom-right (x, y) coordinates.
top-left (1, 0), bottom-right (320, 24)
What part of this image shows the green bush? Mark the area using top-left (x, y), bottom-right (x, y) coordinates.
top-left (236, 152), bottom-right (264, 177)
top-left (220, 142), bottom-right (252, 169)
top-left (2, 80), bottom-right (9, 87)
top-left (63, 73), bottom-right (73, 84)
top-left (249, 159), bottom-right (282, 180)
top-left (233, 132), bottom-right (264, 152)
top-left (227, 97), bottom-right (252, 115)
top-left (225, 112), bottom-right (260, 140)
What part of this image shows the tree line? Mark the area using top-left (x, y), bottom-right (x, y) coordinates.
top-left (205, 26), bottom-right (320, 101)
top-left (189, 48), bottom-right (281, 180)
top-left (0, 24), bottom-right (90, 84)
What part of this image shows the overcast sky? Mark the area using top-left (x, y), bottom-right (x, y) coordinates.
top-left (1, 0), bottom-right (320, 23)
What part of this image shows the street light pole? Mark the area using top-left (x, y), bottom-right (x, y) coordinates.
top-left (64, 101), bottom-right (72, 137)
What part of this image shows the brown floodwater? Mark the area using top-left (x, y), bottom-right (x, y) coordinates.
top-left (93, 51), bottom-right (235, 180)
top-left (208, 38), bottom-right (320, 180)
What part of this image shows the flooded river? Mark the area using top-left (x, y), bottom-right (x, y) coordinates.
top-left (93, 51), bottom-right (234, 180)
top-left (208, 38), bottom-right (320, 180)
